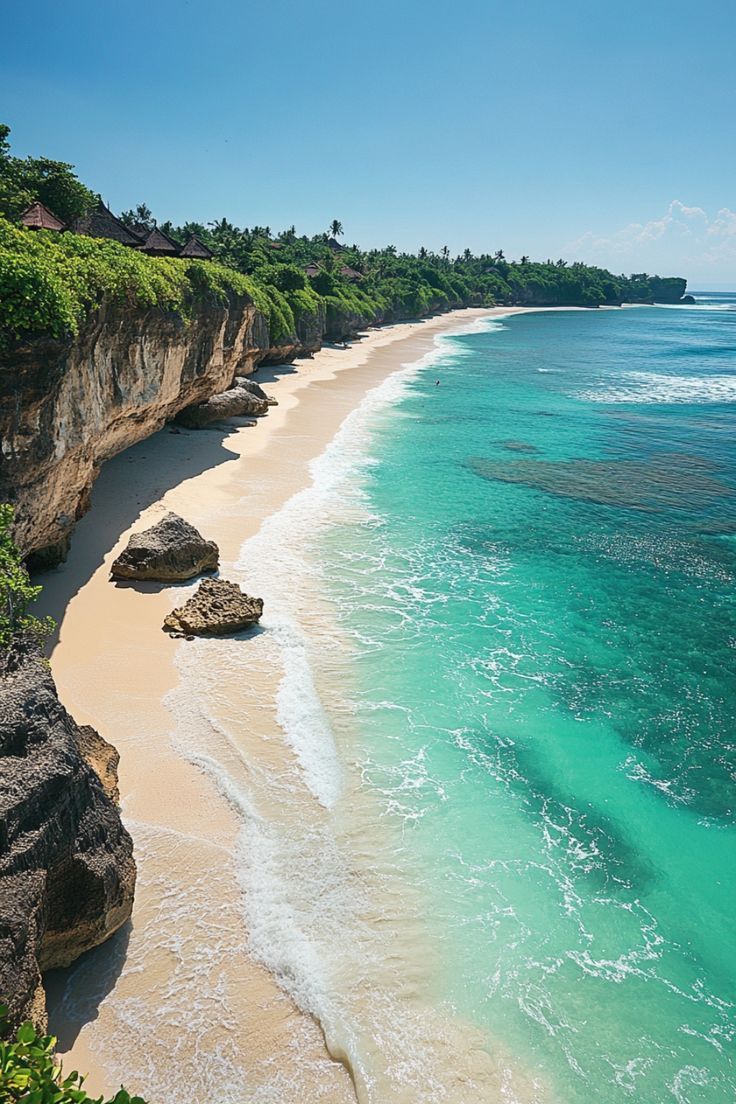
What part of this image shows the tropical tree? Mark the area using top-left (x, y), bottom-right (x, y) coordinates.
top-left (120, 203), bottom-right (155, 230)
top-left (0, 124), bottom-right (97, 224)
top-left (329, 219), bottom-right (344, 239)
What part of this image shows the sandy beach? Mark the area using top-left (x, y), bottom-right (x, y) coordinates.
top-left (35, 306), bottom-right (536, 1103)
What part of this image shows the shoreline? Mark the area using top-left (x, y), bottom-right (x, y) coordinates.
top-left (36, 305), bottom-right (539, 1102)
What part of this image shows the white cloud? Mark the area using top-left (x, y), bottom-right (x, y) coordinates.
top-left (566, 201), bottom-right (736, 282)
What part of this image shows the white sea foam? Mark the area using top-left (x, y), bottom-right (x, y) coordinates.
top-left (160, 313), bottom-right (524, 1100)
top-left (578, 370), bottom-right (736, 404)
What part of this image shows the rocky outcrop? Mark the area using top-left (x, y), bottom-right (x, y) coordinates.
top-left (163, 578), bottom-right (263, 636)
top-left (175, 386), bottom-right (269, 428)
top-left (0, 647), bottom-right (136, 1029)
top-left (233, 377), bottom-right (277, 405)
top-left (111, 512), bottom-right (219, 581)
top-left (0, 288), bottom-right (269, 566)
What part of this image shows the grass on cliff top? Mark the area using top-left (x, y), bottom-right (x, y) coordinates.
top-left (0, 217), bottom-right (294, 349)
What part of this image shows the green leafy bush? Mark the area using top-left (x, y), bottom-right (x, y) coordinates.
top-left (0, 1007), bottom-right (145, 1104)
top-left (0, 218), bottom-right (259, 350)
top-left (0, 504), bottom-right (54, 652)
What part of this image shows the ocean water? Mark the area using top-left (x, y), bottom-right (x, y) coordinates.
top-left (233, 296), bottom-right (736, 1102)
top-left (154, 296), bottom-right (736, 1102)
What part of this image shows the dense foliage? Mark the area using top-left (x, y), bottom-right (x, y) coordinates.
top-left (0, 505), bottom-right (54, 653)
top-left (0, 1007), bottom-right (145, 1104)
top-left (0, 122), bottom-right (687, 351)
top-left (0, 216), bottom-right (294, 349)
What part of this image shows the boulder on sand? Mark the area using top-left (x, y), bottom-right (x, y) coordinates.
top-left (111, 512), bottom-right (219, 581)
top-left (233, 377), bottom-right (278, 405)
top-left (163, 578), bottom-right (264, 637)
top-left (175, 387), bottom-right (268, 428)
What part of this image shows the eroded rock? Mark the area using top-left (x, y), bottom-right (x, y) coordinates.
top-left (163, 578), bottom-right (263, 636)
top-left (111, 512), bottom-right (219, 581)
top-left (0, 647), bottom-right (136, 1029)
top-left (175, 387), bottom-right (268, 428)
top-left (233, 377), bottom-right (278, 405)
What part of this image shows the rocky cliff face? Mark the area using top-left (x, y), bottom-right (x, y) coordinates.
top-left (0, 289), bottom-right (284, 564)
top-left (0, 646), bottom-right (135, 1029)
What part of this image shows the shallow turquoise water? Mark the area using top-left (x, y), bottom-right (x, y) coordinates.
top-left (321, 300), bottom-right (736, 1101)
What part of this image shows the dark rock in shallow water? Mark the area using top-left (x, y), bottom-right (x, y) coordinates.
top-left (175, 387), bottom-right (268, 428)
top-left (163, 578), bottom-right (264, 636)
top-left (501, 440), bottom-right (540, 453)
top-left (233, 376), bottom-right (278, 405)
top-left (111, 512), bottom-right (219, 581)
top-left (679, 295), bottom-right (696, 304)
top-left (0, 648), bottom-right (135, 1029)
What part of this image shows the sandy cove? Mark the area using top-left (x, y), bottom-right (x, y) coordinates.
top-left (34, 307), bottom-right (535, 1103)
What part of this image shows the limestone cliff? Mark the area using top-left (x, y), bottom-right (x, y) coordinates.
top-left (0, 288), bottom-right (284, 564)
top-left (0, 646), bottom-right (136, 1029)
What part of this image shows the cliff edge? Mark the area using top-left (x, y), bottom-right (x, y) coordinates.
top-left (0, 646), bottom-right (136, 1029)
top-left (0, 288), bottom-right (274, 565)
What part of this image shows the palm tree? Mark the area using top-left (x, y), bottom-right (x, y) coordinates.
top-left (441, 245), bottom-right (450, 262)
top-left (418, 246), bottom-right (428, 260)
top-left (463, 248), bottom-right (472, 262)
top-left (520, 255), bottom-right (530, 264)
top-left (329, 219), bottom-right (344, 239)
top-left (494, 249), bottom-right (505, 262)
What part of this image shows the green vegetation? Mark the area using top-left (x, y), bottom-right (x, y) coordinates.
top-left (0, 125), bottom-right (97, 225)
top-left (0, 123), bottom-right (687, 352)
top-left (0, 505), bottom-right (54, 653)
top-left (0, 216), bottom-right (287, 350)
top-left (0, 1006), bottom-right (145, 1104)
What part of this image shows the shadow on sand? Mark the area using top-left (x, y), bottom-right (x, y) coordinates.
top-left (33, 358), bottom-right (305, 640)
top-left (44, 922), bottom-right (132, 1051)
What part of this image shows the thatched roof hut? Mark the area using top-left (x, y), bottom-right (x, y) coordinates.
top-left (304, 262), bottom-right (322, 278)
top-left (340, 264), bottom-right (363, 282)
top-left (326, 237), bottom-right (346, 252)
top-left (137, 226), bottom-right (181, 257)
top-left (20, 202), bottom-right (66, 231)
top-left (71, 201), bottom-right (142, 246)
top-left (179, 235), bottom-right (214, 260)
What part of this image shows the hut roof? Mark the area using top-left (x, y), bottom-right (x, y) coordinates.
top-left (71, 201), bottom-right (143, 246)
top-left (267, 241), bottom-right (283, 250)
top-left (138, 226), bottom-right (181, 256)
top-left (340, 264), bottom-right (363, 282)
top-left (20, 201), bottom-right (66, 232)
top-left (326, 237), bottom-right (346, 252)
top-left (179, 235), bottom-right (214, 260)
top-left (304, 262), bottom-right (322, 278)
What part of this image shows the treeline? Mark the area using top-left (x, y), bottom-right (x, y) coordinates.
top-left (0, 125), bottom-right (687, 350)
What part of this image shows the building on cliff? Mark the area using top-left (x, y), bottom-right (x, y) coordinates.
top-left (20, 198), bottom-right (215, 260)
top-left (20, 202), bottom-right (66, 232)
top-left (133, 224), bottom-right (181, 257)
top-left (70, 200), bottom-right (143, 246)
top-left (179, 234), bottom-right (214, 259)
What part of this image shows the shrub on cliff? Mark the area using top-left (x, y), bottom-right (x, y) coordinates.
top-left (0, 504), bottom-right (54, 656)
top-left (0, 1008), bottom-right (145, 1104)
top-left (0, 217), bottom-right (285, 349)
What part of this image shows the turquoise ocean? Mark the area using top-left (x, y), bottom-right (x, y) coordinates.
top-left (265, 296), bottom-right (735, 1102)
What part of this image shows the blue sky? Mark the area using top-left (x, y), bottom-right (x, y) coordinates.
top-left (2, 0), bottom-right (734, 283)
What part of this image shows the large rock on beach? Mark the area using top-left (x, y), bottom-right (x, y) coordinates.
top-left (175, 386), bottom-right (269, 428)
top-left (163, 578), bottom-right (264, 637)
top-left (0, 646), bottom-right (136, 1030)
top-left (111, 512), bottom-right (219, 581)
top-left (233, 376), bottom-right (278, 405)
